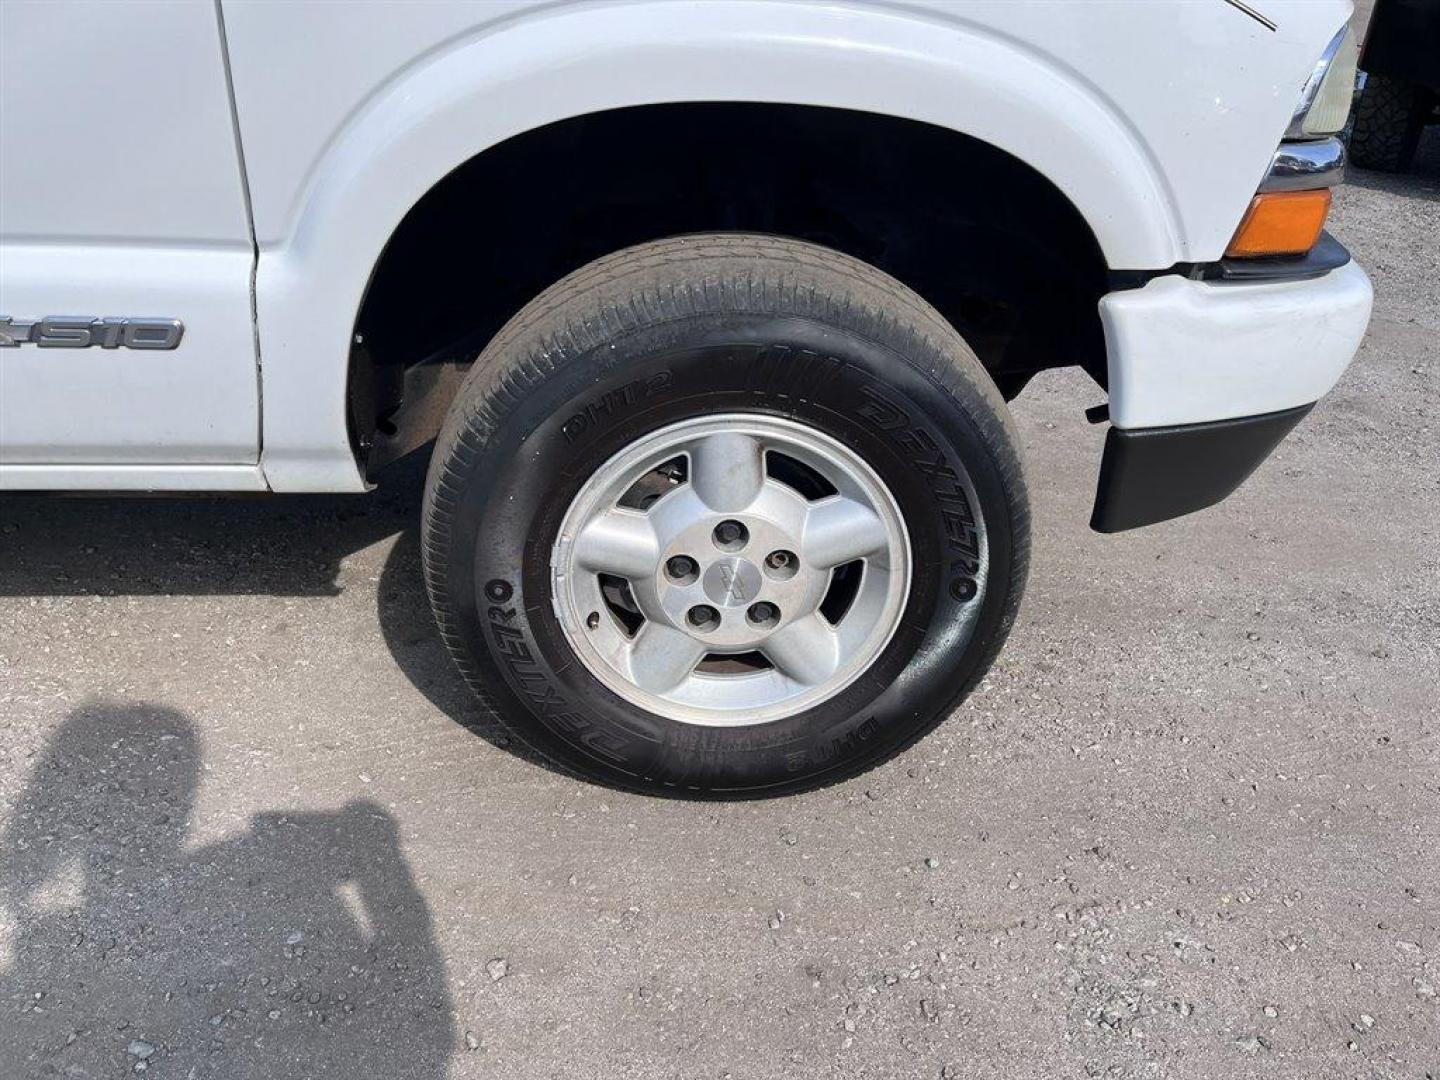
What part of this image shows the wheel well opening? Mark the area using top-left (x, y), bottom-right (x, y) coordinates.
top-left (350, 103), bottom-right (1109, 474)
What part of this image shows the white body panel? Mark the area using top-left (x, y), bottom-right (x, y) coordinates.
top-left (0, 245), bottom-right (258, 465)
top-left (1100, 262), bottom-right (1374, 430)
top-left (0, 0), bottom-right (1362, 492)
top-left (0, 1), bottom-right (250, 244)
top-left (0, 0), bottom-right (258, 477)
top-left (217, 0), bottom-right (1352, 491)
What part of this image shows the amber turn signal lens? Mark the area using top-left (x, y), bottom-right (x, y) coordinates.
top-left (1225, 189), bottom-right (1332, 258)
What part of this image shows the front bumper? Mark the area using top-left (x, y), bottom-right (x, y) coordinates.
top-left (1091, 255), bottom-right (1372, 531)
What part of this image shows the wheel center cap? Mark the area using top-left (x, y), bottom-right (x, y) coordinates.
top-left (701, 557), bottom-right (763, 607)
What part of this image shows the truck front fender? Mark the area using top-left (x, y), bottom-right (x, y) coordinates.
top-left (223, 0), bottom-right (1322, 490)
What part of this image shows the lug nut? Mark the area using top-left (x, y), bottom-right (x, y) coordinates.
top-left (665, 555), bottom-right (698, 584)
top-left (712, 519), bottom-right (749, 552)
top-left (686, 604), bottom-right (720, 632)
top-left (763, 549), bottom-right (798, 580)
top-left (746, 601), bottom-right (780, 629)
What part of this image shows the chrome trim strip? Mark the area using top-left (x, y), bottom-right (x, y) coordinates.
top-left (1261, 137), bottom-right (1346, 192)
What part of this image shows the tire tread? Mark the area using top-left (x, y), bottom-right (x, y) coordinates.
top-left (1349, 73), bottom-right (1432, 173)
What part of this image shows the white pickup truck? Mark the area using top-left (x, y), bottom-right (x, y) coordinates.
top-left (0, 1), bottom-right (1373, 795)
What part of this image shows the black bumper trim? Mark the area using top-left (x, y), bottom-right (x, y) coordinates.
top-left (1108, 231), bottom-right (1351, 290)
top-left (1212, 230), bottom-right (1351, 283)
top-left (1090, 404), bottom-right (1314, 533)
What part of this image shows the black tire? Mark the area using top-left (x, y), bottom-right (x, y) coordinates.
top-left (422, 234), bottom-right (1028, 796)
top-left (1348, 73), bottom-right (1433, 172)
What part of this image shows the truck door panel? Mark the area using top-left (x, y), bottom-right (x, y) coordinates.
top-left (0, 0), bottom-right (258, 468)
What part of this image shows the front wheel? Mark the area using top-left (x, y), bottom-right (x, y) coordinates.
top-left (422, 235), bottom-right (1029, 796)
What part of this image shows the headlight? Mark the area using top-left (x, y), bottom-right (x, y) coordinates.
top-left (1286, 25), bottom-right (1359, 139)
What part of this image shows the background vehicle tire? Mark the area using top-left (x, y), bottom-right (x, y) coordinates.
top-left (1348, 73), bottom-right (1433, 172)
top-left (422, 234), bottom-right (1028, 796)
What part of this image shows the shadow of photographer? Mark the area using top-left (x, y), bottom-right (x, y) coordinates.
top-left (1, 702), bottom-right (455, 1078)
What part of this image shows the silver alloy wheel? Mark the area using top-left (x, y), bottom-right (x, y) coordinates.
top-left (550, 414), bottom-right (911, 727)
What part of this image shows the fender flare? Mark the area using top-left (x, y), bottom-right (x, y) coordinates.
top-left (254, 1), bottom-right (1183, 491)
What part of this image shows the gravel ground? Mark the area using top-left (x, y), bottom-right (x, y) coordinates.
top-left (2, 149), bottom-right (1437, 1080)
